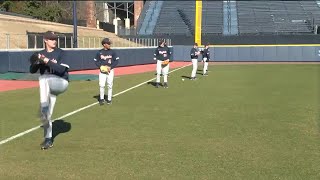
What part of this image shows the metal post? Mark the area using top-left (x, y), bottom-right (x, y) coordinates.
top-left (57, 36), bottom-right (60, 48)
top-left (64, 36), bottom-right (67, 48)
top-left (73, 0), bottom-right (78, 48)
top-left (70, 36), bottom-right (74, 48)
top-left (26, 34), bottom-right (29, 49)
top-left (34, 35), bottom-right (37, 49)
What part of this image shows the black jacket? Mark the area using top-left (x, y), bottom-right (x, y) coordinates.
top-left (29, 48), bottom-right (69, 81)
top-left (202, 48), bottom-right (210, 61)
top-left (154, 46), bottom-right (171, 61)
top-left (94, 48), bottom-right (119, 72)
top-left (190, 47), bottom-right (200, 59)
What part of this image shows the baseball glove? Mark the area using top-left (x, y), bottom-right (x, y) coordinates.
top-left (29, 53), bottom-right (45, 65)
top-left (100, 65), bottom-right (111, 73)
top-left (162, 59), bottom-right (170, 66)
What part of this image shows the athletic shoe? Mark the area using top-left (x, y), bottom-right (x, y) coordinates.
top-left (163, 83), bottom-right (168, 88)
top-left (99, 99), bottom-right (105, 105)
top-left (106, 100), bottom-right (112, 105)
top-left (41, 138), bottom-right (53, 150)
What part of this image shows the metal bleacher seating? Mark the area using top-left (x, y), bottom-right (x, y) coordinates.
top-left (237, 1), bottom-right (320, 35)
top-left (202, 1), bottom-right (223, 35)
top-left (146, 0), bottom-right (320, 36)
top-left (153, 1), bottom-right (195, 36)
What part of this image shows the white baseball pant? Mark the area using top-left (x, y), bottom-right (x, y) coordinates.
top-left (191, 59), bottom-right (198, 78)
top-left (156, 60), bottom-right (169, 83)
top-left (203, 58), bottom-right (208, 74)
top-left (39, 74), bottom-right (68, 139)
top-left (99, 69), bottom-right (114, 101)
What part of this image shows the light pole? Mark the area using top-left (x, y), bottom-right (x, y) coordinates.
top-left (73, 0), bottom-right (78, 48)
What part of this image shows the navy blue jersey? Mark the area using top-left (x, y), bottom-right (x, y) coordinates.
top-left (94, 48), bottom-right (119, 71)
top-left (190, 47), bottom-right (199, 59)
top-left (29, 48), bottom-right (69, 81)
top-left (202, 48), bottom-right (210, 61)
top-left (154, 46), bottom-right (171, 61)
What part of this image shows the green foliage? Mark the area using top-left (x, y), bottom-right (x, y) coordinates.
top-left (0, 0), bottom-right (63, 22)
top-left (0, 0), bottom-right (12, 11)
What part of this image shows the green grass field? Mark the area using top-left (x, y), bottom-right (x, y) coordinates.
top-left (0, 64), bottom-right (319, 179)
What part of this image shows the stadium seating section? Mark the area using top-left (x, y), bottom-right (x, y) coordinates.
top-left (139, 0), bottom-right (320, 35)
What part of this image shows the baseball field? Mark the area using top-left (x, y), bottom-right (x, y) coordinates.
top-left (0, 63), bottom-right (319, 179)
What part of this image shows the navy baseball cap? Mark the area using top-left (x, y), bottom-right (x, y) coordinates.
top-left (158, 39), bottom-right (165, 44)
top-left (43, 31), bottom-right (58, 40)
top-left (101, 38), bottom-right (111, 45)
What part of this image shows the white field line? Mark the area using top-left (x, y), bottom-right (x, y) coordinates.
top-left (0, 63), bottom-right (192, 146)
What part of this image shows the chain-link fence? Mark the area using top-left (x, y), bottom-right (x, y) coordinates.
top-left (0, 33), bottom-right (172, 49)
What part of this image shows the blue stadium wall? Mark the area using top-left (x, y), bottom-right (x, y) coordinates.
top-left (172, 45), bottom-right (320, 62)
top-left (0, 45), bottom-right (320, 73)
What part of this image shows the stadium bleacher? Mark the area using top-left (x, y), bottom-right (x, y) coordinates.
top-left (134, 0), bottom-right (320, 45)
top-left (153, 1), bottom-right (195, 35)
top-left (236, 1), bottom-right (320, 34)
top-left (139, 0), bottom-right (320, 36)
top-left (202, 1), bottom-right (223, 35)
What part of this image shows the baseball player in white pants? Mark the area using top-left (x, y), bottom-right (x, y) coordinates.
top-left (190, 43), bottom-right (200, 80)
top-left (29, 31), bottom-right (70, 150)
top-left (94, 38), bottom-right (119, 105)
top-left (202, 43), bottom-right (210, 76)
top-left (154, 39), bottom-right (171, 88)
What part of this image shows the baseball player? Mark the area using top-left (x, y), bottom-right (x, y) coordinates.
top-left (94, 38), bottom-right (119, 105)
top-left (190, 43), bottom-right (200, 80)
top-left (202, 43), bottom-right (210, 76)
top-left (29, 31), bottom-right (69, 150)
top-left (156, 42), bottom-right (171, 77)
top-left (154, 39), bottom-right (171, 88)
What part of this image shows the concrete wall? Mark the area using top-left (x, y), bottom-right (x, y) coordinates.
top-left (172, 45), bottom-right (320, 61)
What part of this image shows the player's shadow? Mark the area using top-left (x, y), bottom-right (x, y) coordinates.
top-left (147, 81), bottom-right (162, 87)
top-left (93, 95), bottom-right (108, 101)
top-left (52, 119), bottom-right (72, 143)
top-left (181, 75), bottom-right (191, 79)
